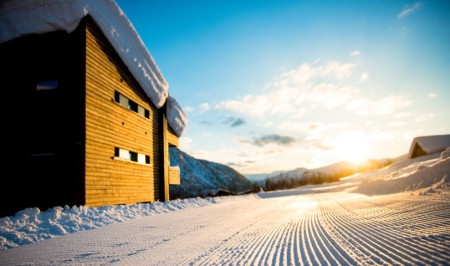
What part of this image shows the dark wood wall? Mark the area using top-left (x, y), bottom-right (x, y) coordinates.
top-left (0, 25), bottom-right (86, 217)
top-left (0, 16), bottom-right (176, 217)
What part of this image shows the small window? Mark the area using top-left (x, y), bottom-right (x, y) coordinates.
top-left (37, 80), bottom-right (58, 91)
top-left (114, 90), bottom-right (150, 118)
top-left (128, 100), bottom-right (138, 112)
top-left (114, 147), bottom-right (150, 165)
top-left (129, 151), bottom-right (138, 162)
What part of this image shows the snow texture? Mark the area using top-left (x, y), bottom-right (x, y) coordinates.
top-left (1, 148), bottom-right (450, 266)
top-left (355, 151), bottom-right (450, 195)
top-left (0, 0), bottom-right (187, 135)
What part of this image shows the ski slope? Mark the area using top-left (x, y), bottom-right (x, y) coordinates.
top-left (1, 190), bottom-right (449, 265)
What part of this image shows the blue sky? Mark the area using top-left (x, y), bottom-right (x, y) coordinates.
top-left (116, 0), bottom-right (450, 174)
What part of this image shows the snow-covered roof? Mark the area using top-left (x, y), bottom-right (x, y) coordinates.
top-left (0, 0), bottom-right (186, 136)
top-left (408, 134), bottom-right (450, 158)
top-left (166, 96), bottom-right (187, 137)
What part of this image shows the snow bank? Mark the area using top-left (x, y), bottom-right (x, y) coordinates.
top-left (0, 0), bottom-right (187, 135)
top-left (356, 151), bottom-right (450, 195)
top-left (0, 195), bottom-right (254, 250)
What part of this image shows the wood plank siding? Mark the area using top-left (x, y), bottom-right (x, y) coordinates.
top-left (167, 126), bottom-right (180, 147)
top-left (84, 17), bottom-right (163, 206)
top-left (0, 16), bottom-right (179, 217)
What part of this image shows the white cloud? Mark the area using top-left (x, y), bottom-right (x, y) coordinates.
top-left (360, 72), bottom-right (369, 82)
top-left (394, 112), bottom-right (414, 119)
top-left (388, 121), bottom-right (408, 127)
top-left (398, 2), bottom-right (421, 19)
top-left (183, 106), bottom-right (194, 113)
top-left (216, 61), bottom-right (412, 125)
top-left (199, 103), bottom-right (210, 113)
top-left (347, 94), bottom-right (412, 115)
top-left (428, 93), bottom-right (437, 98)
top-left (308, 84), bottom-right (359, 109)
top-left (415, 113), bottom-right (435, 122)
top-left (216, 61), bottom-right (358, 118)
top-left (351, 50), bottom-right (361, 57)
top-left (179, 136), bottom-right (193, 150)
top-left (279, 121), bottom-right (347, 133)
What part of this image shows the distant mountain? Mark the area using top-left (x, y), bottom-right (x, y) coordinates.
top-left (262, 159), bottom-right (395, 191)
top-left (169, 148), bottom-right (259, 199)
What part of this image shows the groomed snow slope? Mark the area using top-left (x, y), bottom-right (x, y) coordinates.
top-left (0, 152), bottom-right (449, 265)
top-left (1, 192), bottom-right (449, 265)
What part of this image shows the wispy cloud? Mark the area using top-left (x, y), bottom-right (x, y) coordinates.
top-left (398, 2), bottom-right (421, 19)
top-left (199, 103), bottom-right (210, 113)
top-left (347, 95), bottom-right (412, 115)
top-left (183, 106), bottom-right (194, 113)
top-left (351, 50), bottom-right (361, 57)
top-left (360, 72), bottom-right (369, 82)
top-left (216, 61), bottom-right (412, 119)
top-left (223, 117), bottom-right (245, 128)
top-left (428, 93), bottom-right (437, 98)
top-left (216, 61), bottom-right (358, 117)
top-left (279, 121), bottom-right (347, 133)
top-left (253, 134), bottom-right (295, 147)
top-left (200, 120), bottom-right (213, 126)
top-left (227, 160), bottom-right (256, 168)
top-left (240, 134), bottom-right (296, 147)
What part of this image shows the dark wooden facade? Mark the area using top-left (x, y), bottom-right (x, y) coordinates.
top-left (0, 16), bottom-right (179, 217)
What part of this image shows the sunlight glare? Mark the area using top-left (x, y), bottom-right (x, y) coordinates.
top-left (334, 132), bottom-right (370, 164)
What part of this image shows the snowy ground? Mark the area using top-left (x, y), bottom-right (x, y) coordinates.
top-left (1, 153), bottom-right (449, 265)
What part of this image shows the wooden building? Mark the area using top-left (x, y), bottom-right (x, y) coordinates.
top-left (0, 6), bottom-right (184, 217)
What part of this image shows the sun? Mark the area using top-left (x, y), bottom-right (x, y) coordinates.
top-left (334, 132), bottom-right (370, 164)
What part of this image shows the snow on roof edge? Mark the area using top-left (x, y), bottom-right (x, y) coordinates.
top-left (0, 0), bottom-right (187, 136)
top-left (408, 134), bottom-right (450, 157)
top-left (166, 96), bottom-right (188, 137)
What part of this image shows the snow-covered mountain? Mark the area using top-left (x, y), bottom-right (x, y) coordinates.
top-left (262, 159), bottom-right (395, 191)
top-left (169, 148), bottom-right (259, 198)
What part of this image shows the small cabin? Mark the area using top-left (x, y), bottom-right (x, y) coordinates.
top-left (408, 134), bottom-right (450, 159)
top-left (0, 1), bottom-right (186, 217)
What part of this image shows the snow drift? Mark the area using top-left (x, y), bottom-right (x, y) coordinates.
top-left (355, 149), bottom-right (450, 195)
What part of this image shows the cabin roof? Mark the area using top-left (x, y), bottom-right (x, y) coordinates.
top-left (0, 0), bottom-right (186, 136)
top-left (408, 134), bottom-right (450, 158)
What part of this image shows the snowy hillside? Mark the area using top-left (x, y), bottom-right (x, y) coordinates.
top-left (355, 148), bottom-right (450, 195)
top-left (263, 159), bottom-right (394, 191)
top-left (169, 148), bottom-right (258, 198)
